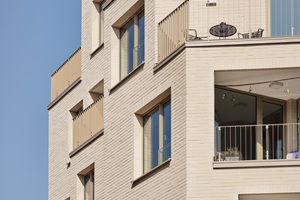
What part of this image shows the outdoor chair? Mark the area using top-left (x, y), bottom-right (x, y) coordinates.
top-left (189, 29), bottom-right (202, 41)
top-left (189, 29), bottom-right (208, 41)
top-left (238, 28), bottom-right (264, 39)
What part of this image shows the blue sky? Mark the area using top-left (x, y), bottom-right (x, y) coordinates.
top-left (0, 0), bottom-right (81, 199)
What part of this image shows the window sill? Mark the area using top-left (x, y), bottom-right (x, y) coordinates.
top-left (213, 159), bottom-right (300, 169)
top-left (69, 129), bottom-right (104, 158)
top-left (90, 43), bottom-right (104, 58)
top-left (131, 158), bottom-right (171, 187)
top-left (47, 77), bottom-right (81, 110)
top-left (109, 61), bottom-right (145, 94)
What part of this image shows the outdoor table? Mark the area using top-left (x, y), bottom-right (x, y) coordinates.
top-left (209, 22), bottom-right (237, 38)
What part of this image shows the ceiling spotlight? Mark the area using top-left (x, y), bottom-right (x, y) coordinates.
top-left (222, 93), bottom-right (227, 99)
top-left (269, 81), bottom-right (283, 89)
top-left (231, 95), bottom-right (236, 102)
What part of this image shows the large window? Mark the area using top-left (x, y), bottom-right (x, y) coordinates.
top-left (143, 100), bottom-right (171, 173)
top-left (215, 87), bottom-right (286, 161)
top-left (120, 10), bottom-right (144, 80)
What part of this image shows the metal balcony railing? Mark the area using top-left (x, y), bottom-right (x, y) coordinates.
top-left (73, 96), bottom-right (104, 149)
top-left (215, 123), bottom-right (300, 162)
top-left (51, 47), bottom-right (81, 101)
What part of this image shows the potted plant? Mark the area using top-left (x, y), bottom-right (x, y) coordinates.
top-left (225, 147), bottom-right (240, 161)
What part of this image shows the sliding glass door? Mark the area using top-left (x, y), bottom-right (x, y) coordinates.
top-left (262, 101), bottom-right (284, 159)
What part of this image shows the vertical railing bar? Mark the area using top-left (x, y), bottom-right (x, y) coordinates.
top-left (266, 125), bottom-right (269, 160)
top-left (165, 17), bottom-right (168, 58)
top-left (277, 124), bottom-right (279, 159)
top-left (245, 126), bottom-right (247, 160)
top-left (235, 126), bottom-right (237, 157)
top-left (176, 7), bottom-right (179, 48)
top-left (161, 21), bottom-right (164, 60)
top-left (298, 123), bottom-right (300, 153)
top-left (218, 127), bottom-right (221, 161)
top-left (178, 5), bottom-right (180, 47)
top-left (214, 126), bottom-right (216, 161)
top-left (166, 16), bottom-right (169, 57)
top-left (272, 125), bottom-right (274, 159)
top-left (158, 24), bottom-right (160, 62)
top-left (170, 13), bottom-right (172, 54)
top-left (186, 0), bottom-right (188, 42)
top-left (240, 126), bottom-right (242, 160)
top-left (250, 126), bottom-right (252, 160)
top-left (225, 127), bottom-right (226, 159)
top-left (230, 126), bottom-right (232, 154)
top-left (169, 14), bottom-right (171, 55)
top-left (171, 12), bottom-right (174, 51)
top-left (163, 19), bottom-right (166, 60)
top-left (293, 124), bottom-right (296, 152)
top-left (183, 2), bottom-right (185, 43)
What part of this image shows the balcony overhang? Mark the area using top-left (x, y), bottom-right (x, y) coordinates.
top-left (185, 36), bottom-right (300, 48)
top-left (215, 68), bottom-right (300, 101)
top-left (154, 37), bottom-right (300, 73)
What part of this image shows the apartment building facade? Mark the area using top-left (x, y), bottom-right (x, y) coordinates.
top-left (48, 0), bottom-right (300, 199)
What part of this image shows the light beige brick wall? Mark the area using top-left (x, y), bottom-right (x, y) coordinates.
top-left (49, 0), bottom-right (188, 199)
top-left (49, 0), bottom-right (300, 199)
top-left (185, 41), bottom-right (300, 200)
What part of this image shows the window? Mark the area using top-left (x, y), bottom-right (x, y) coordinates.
top-left (92, 0), bottom-right (104, 52)
top-left (84, 171), bottom-right (94, 200)
top-left (77, 164), bottom-right (95, 200)
top-left (271, 0), bottom-right (300, 36)
top-left (120, 10), bottom-right (144, 80)
top-left (143, 100), bottom-right (171, 173)
top-left (215, 87), bottom-right (286, 161)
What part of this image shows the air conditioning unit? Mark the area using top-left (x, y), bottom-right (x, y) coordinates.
top-left (207, 0), bottom-right (216, 2)
top-left (206, 0), bottom-right (217, 6)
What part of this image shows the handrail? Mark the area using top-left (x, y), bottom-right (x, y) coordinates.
top-left (216, 123), bottom-right (300, 129)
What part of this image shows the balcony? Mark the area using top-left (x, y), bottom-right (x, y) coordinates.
top-left (158, 0), bottom-right (300, 62)
top-left (73, 96), bottom-right (104, 150)
top-left (51, 47), bottom-right (81, 102)
top-left (214, 68), bottom-right (300, 167)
